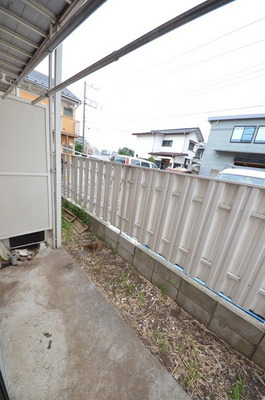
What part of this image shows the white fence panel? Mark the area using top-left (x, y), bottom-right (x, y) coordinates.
top-left (62, 155), bottom-right (265, 319)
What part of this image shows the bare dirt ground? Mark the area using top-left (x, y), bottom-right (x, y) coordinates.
top-left (62, 226), bottom-right (265, 400)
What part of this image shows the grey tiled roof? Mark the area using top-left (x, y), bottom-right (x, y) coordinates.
top-left (132, 127), bottom-right (204, 142)
top-left (25, 70), bottom-right (81, 104)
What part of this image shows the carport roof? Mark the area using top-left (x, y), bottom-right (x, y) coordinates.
top-left (0, 0), bottom-right (107, 97)
top-left (0, 0), bottom-right (236, 103)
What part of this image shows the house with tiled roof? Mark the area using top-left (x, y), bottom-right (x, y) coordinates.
top-left (18, 70), bottom-right (82, 154)
top-left (132, 128), bottom-right (205, 170)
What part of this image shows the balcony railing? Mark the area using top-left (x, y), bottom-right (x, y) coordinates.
top-left (61, 116), bottom-right (80, 136)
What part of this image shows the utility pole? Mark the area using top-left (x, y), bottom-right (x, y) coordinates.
top-left (82, 81), bottom-right (99, 154)
top-left (82, 81), bottom-right (87, 154)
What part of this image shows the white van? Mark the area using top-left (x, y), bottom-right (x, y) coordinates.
top-left (110, 155), bottom-right (158, 169)
top-left (217, 166), bottom-right (265, 187)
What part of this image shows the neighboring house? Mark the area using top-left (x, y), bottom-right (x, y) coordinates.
top-left (200, 114), bottom-right (265, 176)
top-left (17, 70), bottom-right (81, 154)
top-left (132, 128), bottom-right (205, 170)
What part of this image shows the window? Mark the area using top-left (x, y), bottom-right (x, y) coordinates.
top-left (254, 126), bottom-right (265, 143)
top-left (230, 126), bottom-right (256, 143)
top-left (196, 148), bottom-right (204, 159)
top-left (141, 161), bottom-right (150, 167)
top-left (64, 107), bottom-right (73, 117)
top-left (131, 159), bottom-right (141, 166)
top-left (162, 140), bottom-right (173, 147)
top-left (188, 141), bottom-right (195, 151)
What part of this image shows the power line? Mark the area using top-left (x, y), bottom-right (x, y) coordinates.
top-left (163, 104), bottom-right (265, 118)
top-left (32, 0), bottom-right (236, 104)
top-left (89, 104), bottom-right (265, 126)
top-left (158, 66), bottom-right (265, 105)
top-left (123, 15), bottom-right (265, 80)
top-left (144, 37), bottom-right (265, 80)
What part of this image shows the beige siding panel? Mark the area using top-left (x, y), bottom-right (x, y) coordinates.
top-left (0, 96), bottom-right (51, 240)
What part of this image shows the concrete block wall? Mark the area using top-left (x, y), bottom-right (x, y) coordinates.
top-left (88, 213), bottom-right (265, 369)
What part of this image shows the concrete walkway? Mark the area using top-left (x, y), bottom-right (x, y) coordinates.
top-left (0, 247), bottom-right (190, 400)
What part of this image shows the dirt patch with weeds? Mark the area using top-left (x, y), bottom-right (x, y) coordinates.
top-left (63, 227), bottom-right (265, 400)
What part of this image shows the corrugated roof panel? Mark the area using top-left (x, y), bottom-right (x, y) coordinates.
top-left (0, 0), bottom-right (78, 96)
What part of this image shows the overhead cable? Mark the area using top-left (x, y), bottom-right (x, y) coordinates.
top-left (32, 0), bottom-right (236, 105)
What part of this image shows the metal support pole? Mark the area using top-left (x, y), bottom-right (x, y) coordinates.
top-left (48, 52), bottom-right (56, 248)
top-left (82, 81), bottom-right (86, 153)
top-left (54, 44), bottom-right (62, 248)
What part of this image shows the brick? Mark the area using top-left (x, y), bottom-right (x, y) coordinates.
top-left (117, 246), bottom-right (133, 265)
top-left (89, 216), bottom-right (100, 233)
top-left (176, 292), bottom-right (212, 326)
top-left (98, 222), bottom-right (106, 237)
top-left (179, 278), bottom-right (218, 315)
top-left (151, 272), bottom-right (178, 301)
top-left (105, 236), bottom-right (118, 252)
top-left (208, 317), bottom-right (255, 358)
top-left (213, 302), bottom-right (264, 345)
top-left (105, 225), bottom-right (119, 244)
top-left (154, 261), bottom-right (182, 289)
top-left (252, 337), bottom-right (265, 369)
top-left (119, 234), bottom-right (136, 256)
top-left (257, 333), bottom-right (265, 352)
top-left (134, 246), bottom-right (156, 270)
top-left (132, 257), bottom-right (153, 281)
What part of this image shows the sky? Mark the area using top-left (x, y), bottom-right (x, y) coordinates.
top-left (37, 0), bottom-right (265, 153)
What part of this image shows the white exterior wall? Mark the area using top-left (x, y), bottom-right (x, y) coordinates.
top-left (134, 132), bottom-right (200, 162)
top-left (0, 96), bottom-right (51, 240)
top-left (184, 131), bottom-right (200, 158)
top-left (134, 135), bottom-right (156, 158)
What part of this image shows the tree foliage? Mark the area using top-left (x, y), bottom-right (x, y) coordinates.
top-left (75, 142), bottom-right (83, 154)
top-left (148, 157), bottom-right (156, 163)
top-left (118, 147), bottom-right (134, 157)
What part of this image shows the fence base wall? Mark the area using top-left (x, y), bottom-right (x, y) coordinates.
top-left (87, 211), bottom-right (265, 369)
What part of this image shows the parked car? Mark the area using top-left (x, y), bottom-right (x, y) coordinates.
top-left (217, 166), bottom-right (265, 186)
top-left (110, 155), bottom-right (158, 169)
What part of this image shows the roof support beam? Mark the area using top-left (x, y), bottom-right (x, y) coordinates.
top-left (0, 66), bottom-right (18, 79)
top-left (0, 59), bottom-right (22, 72)
top-left (31, 0), bottom-right (236, 105)
top-left (0, 5), bottom-right (46, 37)
top-left (0, 25), bottom-right (38, 48)
top-left (22, 0), bottom-right (56, 23)
top-left (0, 49), bottom-right (27, 65)
top-left (0, 39), bottom-right (32, 58)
